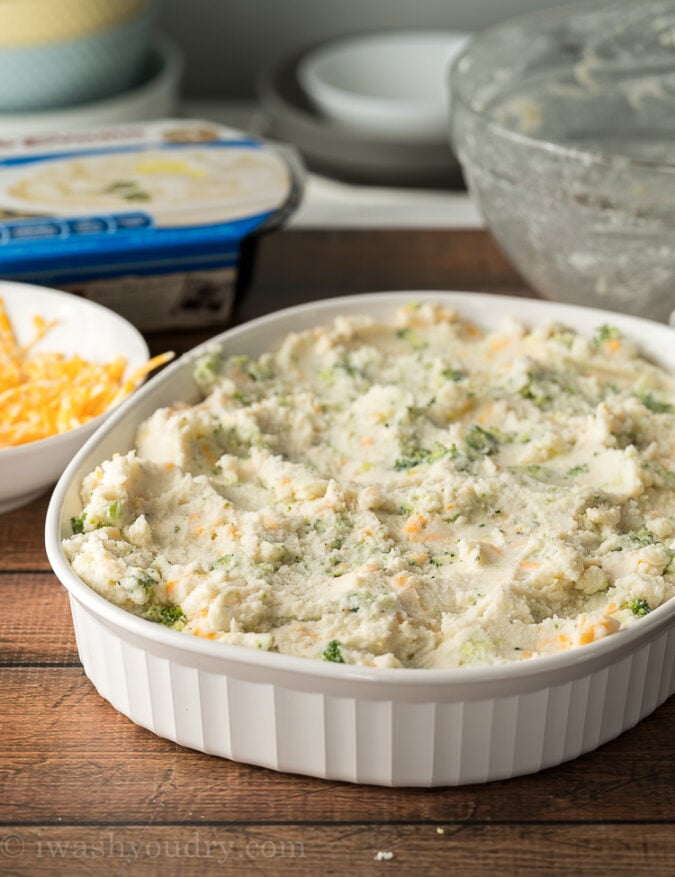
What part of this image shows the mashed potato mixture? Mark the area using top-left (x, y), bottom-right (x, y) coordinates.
top-left (7, 148), bottom-right (289, 222)
top-left (63, 303), bottom-right (675, 668)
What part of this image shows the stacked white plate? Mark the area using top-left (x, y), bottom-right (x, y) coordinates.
top-left (258, 30), bottom-right (470, 187)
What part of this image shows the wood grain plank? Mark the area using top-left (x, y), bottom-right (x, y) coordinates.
top-left (0, 494), bottom-right (52, 572)
top-left (2, 668), bottom-right (673, 825)
top-left (0, 824), bottom-right (671, 877)
top-left (150, 229), bottom-right (533, 374)
top-left (233, 229), bottom-right (532, 325)
top-left (0, 574), bottom-right (77, 663)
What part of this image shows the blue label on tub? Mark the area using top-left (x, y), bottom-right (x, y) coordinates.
top-left (5, 220), bottom-right (63, 241)
top-left (0, 213), bottom-right (151, 242)
top-left (0, 131), bottom-right (300, 280)
top-left (0, 208), bottom-right (276, 278)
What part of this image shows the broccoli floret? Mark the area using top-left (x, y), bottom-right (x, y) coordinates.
top-left (193, 350), bottom-right (223, 390)
top-left (394, 449), bottom-right (429, 471)
top-left (135, 572), bottom-right (159, 592)
top-left (244, 358), bottom-right (275, 382)
top-left (145, 604), bottom-right (186, 628)
top-left (465, 425), bottom-right (499, 455)
top-left (625, 598), bottom-right (652, 618)
top-left (627, 528), bottom-right (656, 547)
top-left (209, 555), bottom-right (233, 571)
top-left (107, 500), bottom-right (122, 522)
top-left (519, 377), bottom-right (553, 409)
top-left (394, 443), bottom-right (449, 471)
top-left (592, 324), bottom-right (622, 348)
top-left (635, 391), bottom-right (674, 414)
top-left (396, 327), bottom-right (427, 350)
top-left (70, 512), bottom-right (87, 534)
top-left (322, 640), bottom-right (345, 663)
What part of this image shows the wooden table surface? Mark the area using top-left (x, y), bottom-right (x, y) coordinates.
top-left (1, 229), bottom-right (673, 876)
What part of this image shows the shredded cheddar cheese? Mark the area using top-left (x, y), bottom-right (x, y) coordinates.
top-left (0, 297), bottom-right (173, 448)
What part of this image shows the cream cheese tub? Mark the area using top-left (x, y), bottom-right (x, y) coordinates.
top-left (45, 292), bottom-right (675, 786)
top-left (0, 119), bottom-right (302, 330)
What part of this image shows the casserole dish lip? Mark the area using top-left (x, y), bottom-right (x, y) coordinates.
top-left (45, 289), bottom-right (675, 688)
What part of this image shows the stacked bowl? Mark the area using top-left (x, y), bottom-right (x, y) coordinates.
top-left (0, 0), bottom-right (181, 132)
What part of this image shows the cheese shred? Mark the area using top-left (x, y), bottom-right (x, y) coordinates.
top-left (0, 297), bottom-right (173, 448)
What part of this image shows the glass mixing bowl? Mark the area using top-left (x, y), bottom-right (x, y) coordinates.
top-left (451, 0), bottom-right (675, 322)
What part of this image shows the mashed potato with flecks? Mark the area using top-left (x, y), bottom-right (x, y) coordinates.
top-left (63, 304), bottom-right (675, 668)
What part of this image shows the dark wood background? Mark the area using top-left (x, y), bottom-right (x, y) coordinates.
top-left (1, 229), bottom-right (673, 876)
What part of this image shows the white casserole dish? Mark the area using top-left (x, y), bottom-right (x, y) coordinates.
top-left (44, 291), bottom-right (675, 786)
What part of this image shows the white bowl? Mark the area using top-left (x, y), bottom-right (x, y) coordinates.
top-left (298, 30), bottom-right (470, 142)
top-left (45, 291), bottom-right (675, 786)
top-left (0, 35), bottom-right (182, 136)
top-left (0, 282), bottom-right (149, 513)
